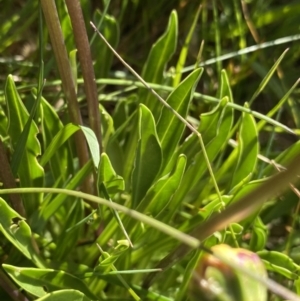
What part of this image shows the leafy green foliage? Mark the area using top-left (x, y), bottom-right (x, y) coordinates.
top-left (131, 104), bottom-right (162, 208)
top-left (0, 1), bottom-right (300, 301)
top-left (35, 290), bottom-right (92, 301)
top-left (5, 75), bottom-right (44, 214)
top-left (3, 264), bottom-right (97, 299)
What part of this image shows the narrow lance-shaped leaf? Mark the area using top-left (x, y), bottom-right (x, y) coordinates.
top-left (0, 198), bottom-right (45, 268)
top-left (176, 249), bottom-right (202, 301)
top-left (257, 78), bottom-right (300, 132)
top-left (41, 123), bottom-right (99, 169)
top-left (125, 154), bottom-right (186, 234)
top-left (131, 104), bottom-right (162, 208)
top-left (54, 201), bottom-right (84, 261)
top-left (93, 10), bottom-right (119, 79)
top-left (248, 48), bottom-right (289, 105)
top-left (3, 264), bottom-right (97, 300)
top-left (31, 160), bottom-right (93, 232)
top-left (257, 250), bottom-right (299, 280)
top-left (40, 96), bottom-right (73, 182)
top-left (5, 75), bottom-right (44, 214)
top-left (173, 5), bottom-right (202, 86)
top-left (69, 49), bottom-right (78, 93)
top-left (98, 152), bottom-right (124, 196)
top-left (249, 217), bottom-right (267, 251)
top-left (157, 68), bottom-right (203, 167)
top-left (35, 289), bottom-right (91, 301)
top-left (91, 242), bottom-right (140, 299)
top-left (139, 10), bottom-right (178, 119)
top-left (230, 102), bottom-right (258, 189)
top-left (172, 69), bottom-right (232, 169)
top-left (40, 123), bottom-right (80, 166)
top-left (262, 139), bottom-right (300, 176)
top-left (11, 3), bottom-right (44, 179)
top-left (97, 153), bottom-right (131, 246)
top-left (146, 154), bottom-right (186, 217)
top-left (100, 104), bottom-right (115, 150)
top-left (121, 110), bottom-right (139, 184)
top-left (0, 109), bottom-right (8, 136)
top-left (171, 96), bottom-right (233, 210)
top-left (80, 125), bottom-right (100, 168)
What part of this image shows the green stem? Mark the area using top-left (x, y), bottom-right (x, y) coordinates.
top-left (0, 187), bottom-right (200, 250)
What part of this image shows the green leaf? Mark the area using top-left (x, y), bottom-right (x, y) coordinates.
top-left (54, 201), bottom-right (84, 260)
top-left (219, 69), bottom-right (234, 101)
top-left (131, 105), bottom-right (162, 208)
top-left (97, 153), bottom-right (130, 246)
top-left (173, 5), bottom-right (202, 86)
top-left (0, 198), bottom-right (44, 267)
top-left (40, 97), bottom-right (73, 182)
top-left (249, 217), bottom-right (267, 251)
top-left (79, 125), bottom-right (100, 168)
top-left (41, 123), bottom-right (99, 169)
top-left (231, 103), bottom-right (258, 188)
top-left (262, 140), bottom-right (300, 177)
top-left (250, 227), bottom-right (267, 252)
top-left (93, 10), bottom-right (119, 79)
top-left (40, 123), bottom-right (80, 166)
top-left (172, 96), bottom-right (233, 208)
top-left (2, 264), bottom-right (97, 299)
top-left (100, 105), bottom-right (115, 150)
top-left (248, 49), bottom-right (289, 105)
top-left (98, 153), bottom-right (124, 196)
top-left (157, 68), bottom-right (203, 167)
top-left (69, 49), bottom-right (78, 93)
top-left (176, 249), bottom-right (202, 301)
top-left (35, 289), bottom-right (92, 301)
top-left (11, 85), bottom-right (44, 177)
top-left (0, 109), bottom-right (8, 136)
top-left (213, 70), bottom-right (240, 182)
top-left (257, 78), bottom-right (300, 132)
top-left (230, 178), bottom-right (267, 205)
top-left (174, 70), bottom-right (233, 170)
top-left (94, 241), bottom-right (129, 273)
top-left (295, 278), bottom-right (300, 296)
top-left (257, 250), bottom-right (299, 279)
top-left (32, 160), bottom-right (93, 231)
top-left (121, 111), bottom-right (140, 184)
top-left (139, 10), bottom-right (178, 119)
top-left (60, 3), bottom-right (74, 53)
top-left (138, 154), bottom-right (186, 217)
top-left (4, 75), bottom-right (44, 214)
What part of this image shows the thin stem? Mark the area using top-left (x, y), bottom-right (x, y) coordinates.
top-left (65, 0), bottom-right (102, 152)
top-left (40, 0), bottom-right (90, 191)
top-left (0, 187), bottom-right (200, 249)
top-left (0, 269), bottom-right (29, 301)
top-left (212, 0), bottom-right (222, 74)
top-left (182, 34), bottom-right (300, 73)
top-left (13, 77), bottom-right (297, 135)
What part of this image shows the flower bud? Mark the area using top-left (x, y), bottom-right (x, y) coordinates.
top-left (190, 244), bottom-right (267, 301)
